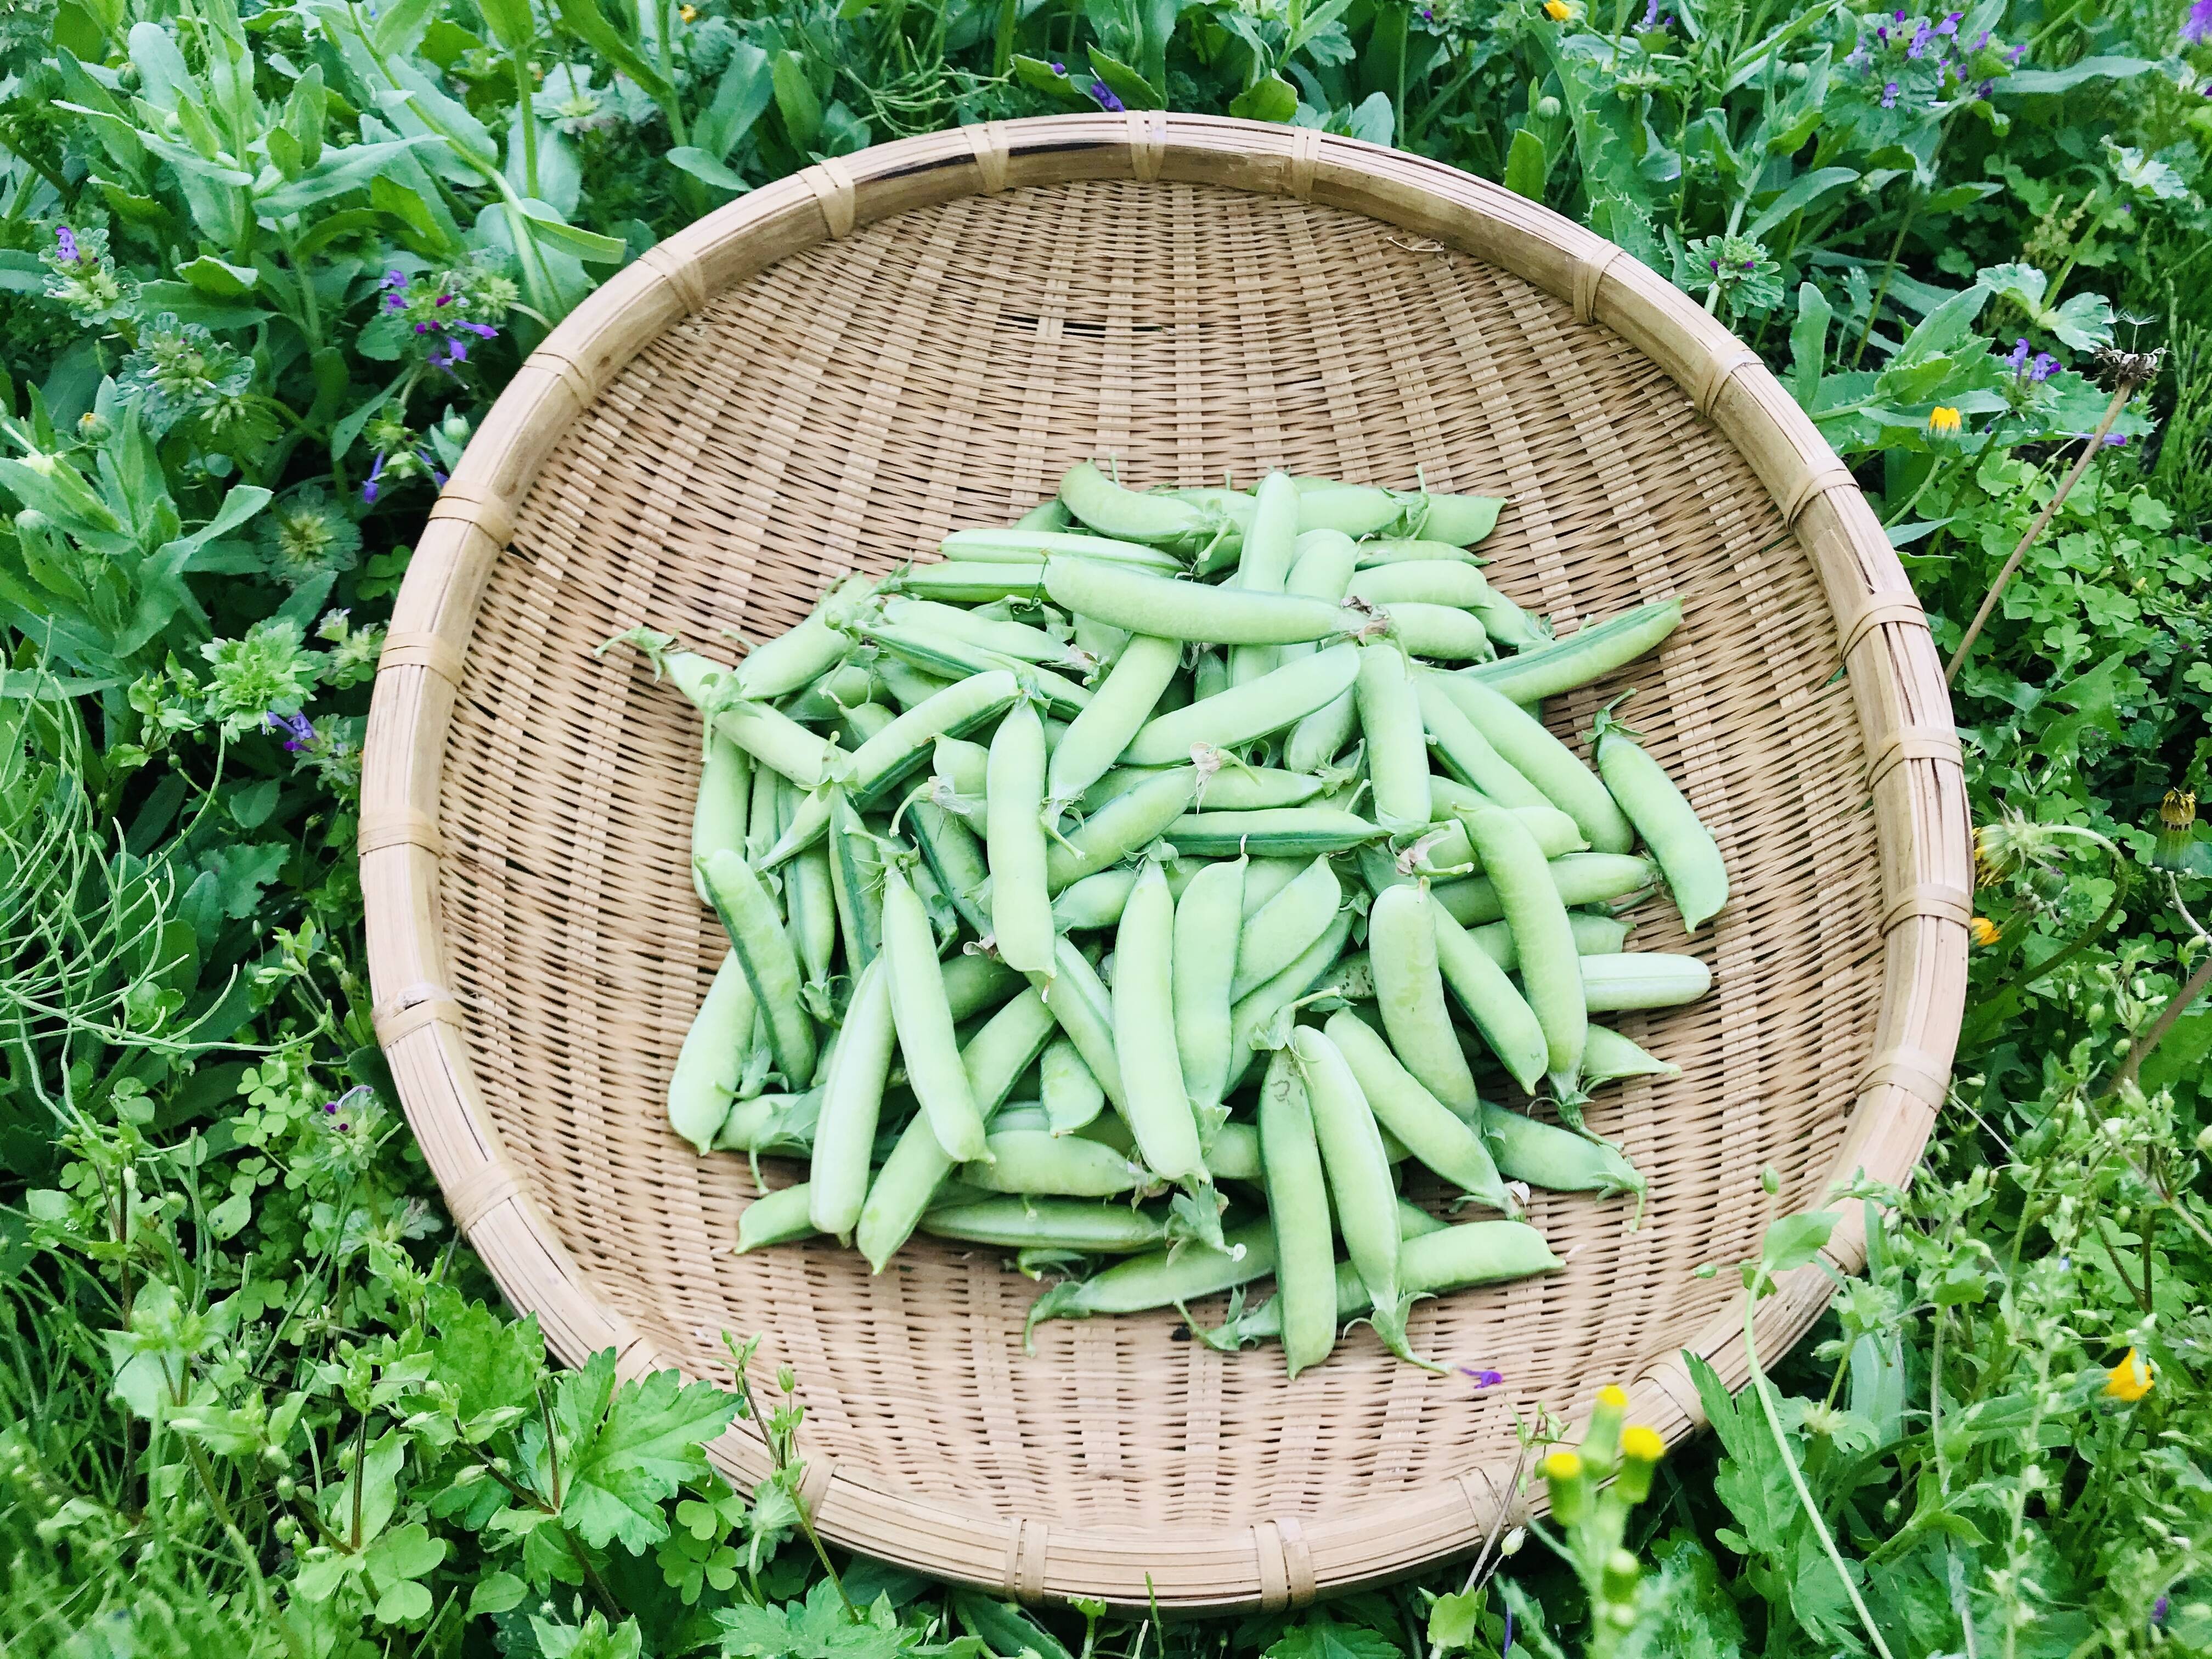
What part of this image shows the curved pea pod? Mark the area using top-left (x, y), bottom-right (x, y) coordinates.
top-left (1125, 642), bottom-right (1361, 765)
top-left (1426, 672), bottom-right (1633, 854)
top-left (1174, 856), bottom-right (1247, 1127)
top-left (1593, 710), bottom-right (1729, 930)
top-left (1400, 1219), bottom-right (1560, 1295)
top-left (961, 1130), bottom-right (1149, 1197)
top-left (1230, 855), bottom-right (1339, 1002)
top-left (1355, 640), bottom-right (1432, 830)
top-left (1044, 558), bottom-right (1350, 647)
top-left (782, 662), bottom-right (882, 727)
top-left (668, 950), bottom-right (757, 1154)
top-left (1292, 1026), bottom-right (1427, 1367)
top-left (1429, 904), bottom-right (1549, 1096)
top-left (1257, 1047), bottom-right (1339, 1377)
top-left (984, 702), bottom-right (1054, 975)
top-left (1582, 1024), bottom-right (1679, 1088)
top-left (862, 621), bottom-right (1092, 720)
top-left (1366, 882), bottom-right (1480, 1119)
top-left (886, 561), bottom-right (1052, 605)
top-left (1293, 481), bottom-right (1403, 538)
top-left (941, 952), bottom-right (1025, 1022)
top-left (1051, 867), bottom-right (1141, 931)
top-left (1396, 808), bottom-right (1584, 879)
top-left (1058, 460), bottom-right (1218, 550)
top-left (1481, 1103), bottom-right (1645, 1205)
top-left (1460, 803), bottom-right (1585, 1096)
top-left (1325, 1009), bottom-right (1515, 1214)
top-left (1223, 911), bottom-right (1356, 1094)
top-left (1403, 493), bottom-right (1506, 548)
top-left (1187, 1203), bottom-right (1450, 1349)
top-left (1189, 763), bottom-right (1328, 811)
top-left (1353, 537), bottom-right (1482, 568)
top-left (856, 986), bottom-right (1057, 1268)
top-left (1113, 862), bottom-right (1207, 1182)
top-left (736, 1182), bottom-right (820, 1252)
top-left (1228, 472), bottom-right (1304, 687)
top-left (698, 850), bottom-right (818, 1086)
top-left (1462, 910), bottom-right (1632, 968)
top-left (1044, 632), bottom-right (1183, 810)
top-left (1204, 1119), bottom-right (1262, 1181)
top-left (880, 595), bottom-right (1091, 674)
top-left (1015, 497), bottom-right (1074, 532)
top-left (932, 735), bottom-right (989, 798)
top-left (715, 1087), bottom-right (823, 1155)
top-left (808, 958), bottom-right (896, 1240)
top-left (847, 669), bottom-right (1019, 811)
top-left (922, 1196), bottom-right (1172, 1254)
top-left (1166, 808), bottom-right (1382, 857)
top-left (1574, 952), bottom-right (1712, 1011)
top-left (940, 526), bottom-right (1183, 572)
top-left (1414, 675), bottom-right (1551, 813)
top-left (1279, 529), bottom-right (1362, 666)
top-left (906, 800), bottom-right (989, 936)
top-left (787, 844), bottom-right (838, 1018)
top-left (1387, 602), bottom-right (1494, 662)
top-left (1347, 563), bottom-right (1496, 608)
top-left (1283, 685), bottom-right (1359, 774)
top-left (1041, 1036), bottom-right (1107, 1133)
top-left (1031, 938), bottom-right (1127, 1110)
top-left (714, 693), bottom-right (843, 791)
top-left (1434, 851), bottom-right (1654, 927)
top-left (1240, 855), bottom-right (1306, 915)
top-left (881, 863), bottom-right (989, 1161)
top-left (731, 574), bottom-right (873, 699)
top-left (1024, 1219), bottom-right (1275, 1348)
top-left (692, 732), bottom-right (752, 907)
top-left (1459, 599), bottom-right (1683, 704)
top-left (1046, 767), bottom-right (1198, 891)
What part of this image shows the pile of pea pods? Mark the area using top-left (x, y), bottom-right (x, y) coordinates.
top-left (608, 459), bottom-right (1726, 1375)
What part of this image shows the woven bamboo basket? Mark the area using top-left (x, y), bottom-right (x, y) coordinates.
top-left (362, 112), bottom-right (1970, 1611)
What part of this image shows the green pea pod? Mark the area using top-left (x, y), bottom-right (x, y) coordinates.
top-left (714, 1088), bottom-right (822, 1155)
top-left (1412, 673), bottom-right (1556, 815)
top-left (698, 849), bottom-right (818, 1086)
top-left (1165, 808), bottom-right (1381, 857)
top-left (1124, 642), bottom-right (1361, 765)
top-left (1459, 911), bottom-right (1631, 969)
top-left (1458, 599), bottom-right (1683, 704)
top-left (1058, 460), bottom-right (1217, 549)
top-left (1229, 855), bottom-right (1340, 1002)
top-left (882, 862), bottom-right (989, 1161)
top-left (668, 950), bottom-right (756, 1154)
top-left (736, 1182), bottom-right (819, 1252)
top-left (733, 574), bottom-right (873, 699)
top-left (1459, 803), bottom-right (1585, 1096)
top-left (1387, 601), bottom-right (1493, 662)
top-left (888, 562), bottom-right (1052, 605)
top-left (1325, 1011), bottom-right (1515, 1214)
top-left (960, 1130), bottom-right (1148, 1196)
top-left (1024, 1220), bottom-right (1276, 1350)
top-left (907, 800), bottom-right (990, 936)
top-left (922, 1196), bottom-right (1172, 1253)
top-left (847, 669), bottom-right (1019, 811)
top-left (1367, 882), bottom-right (1480, 1119)
top-left (808, 957), bottom-right (895, 1240)
top-left (1228, 471), bottom-right (1303, 686)
top-left (787, 843), bottom-right (838, 1018)
top-left (941, 952), bottom-right (1025, 1022)
top-left (940, 526), bottom-right (1184, 571)
top-left (1113, 861), bottom-right (1207, 1182)
top-left (1434, 851), bottom-right (1654, 927)
top-left (1429, 902), bottom-right (1549, 1097)
top-left (1481, 1103), bottom-right (1645, 1206)
top-left (986, 701), bottom-right (1054, 974)
top-left (1173, 856), bottom-right (1247, 1129)
top-left (1223, 911), bottom-right (1356, 1094)
top-left (1425, 670), bottom-right (1634, 854)
top-left (1185, 1202), bottom-right (1450, 1349)
top-left (1573, 952), bottom-right (1712, 1011)
top-left (1258, 1046), bottom-right (1338, 1377)
top-left (691, 731), bottom-right (752, 907)
top-left (1046, 633), bottom-right (1183, 811)
top-left (1041, 1036), bottom-right (1107, 1134)
top-left (879, 596), bottom-right (1090, 672)
top-left (1046, 766), bottom-right (1197, 890)
top-left (1355, 639), bottom-right (1431, 828)
top-left (1404, 493), bottom-right (1506, 548)
top-left (1582, 1024), bottom-right (1679, 1087)
top-left (1031, 939), bottom-right (1128, 1109)
top-left (826, 795), bottom-right (887, 969)
top-left (1045, 558), bottom-right (1350, 646)
top-left (1592, 708), bottom-right (1729, 929)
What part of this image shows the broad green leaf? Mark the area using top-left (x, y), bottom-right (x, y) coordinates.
top-left (950, 1589), bottom-right (1075, 1659)
top-left (177, 255), bottom-right (257, 296)
top-left (1789, 283), bottom-right (1830, 412)
top-left (469, 1571), bottom-right (528, 1615)
top-left (127, 21), bottom-right (194, 112)
top-left (697, 42), bottom-right (772, 160)
top-left (1760, 1209), bottom-right (1838, 1273)
top-left (2001, 54), bottom-right (2154, 97)
top-left (520, 204), bottom-right (627, 265)
top-left (475, 0), bottom-right (533, 52)
top-left (1229, 74), bottom-right (1297, 124)
top-left (1012, 55), bottom-right (1091, 104)
top-left (1745, 166), bottom-right (1858, 241)
top-left (549, 0), bottom-right (673, 105)
top-left (1263, 1614), bottom-right (1405, 1659)
top-left (1426, 1588), bottom-right (1482, 1652)
top-left (1087, 45), bottom-right (1163, 111)
top-left (548, 1351), bottom-right (739, 1553)
top-left (667, 146), bottom-right (752, 193)
top-left (0, 251), bottom-right (44, 295)
top-left (772, 50), bottom-right (823, 148)
top-left (258, 136), bottom-right (441, 216)
top-left (1503, 126), bottom-right (1547, 200)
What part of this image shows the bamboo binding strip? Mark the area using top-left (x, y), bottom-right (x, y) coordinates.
top-left (361, 114), bottom-right (1969, 1611)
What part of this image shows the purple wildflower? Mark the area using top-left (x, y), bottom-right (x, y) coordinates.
top-left (1049, 60), bottom-right (1064, 72)
top-left (2006, 337), bottom-right (2031, 373)
top-left (1876, 24), bottom-right (1888, 40)
top-left (428, 336), bottom-right (467, 371)
top-left (362, 453), bottom-right (386, 505)
top-left (416, 449), bottom-right (449, 488)
top-left (414, 321), bottom-right (429, 334)
top-left (452, 319), bottom-right (498, 340)
top-left (54, 225), bottom-right (78, 263)
top-left (338, 1121), bottom-right (352, 1131)
top-left (264, 710), bottom-right (315, 752)
top-left (1976, 77), bottom-right (1995, 98)
top-left (2154, 1595), bottom-right (2171, 1626)
top-left (1909, 21), bottom-right (1929, 57)
top-left (1459, 1366), bottom-right (1505, 1388)
top-left (2008, 40), bottom-right (2027, 60)
top-left (2029, 352), bottom-right (2058, 382)
top-left (1501, 1607), bottom-right (1514, 1656)
top-left (2184, 0), bottom-right (2212, 43)
top-left (1881, 80), bottom-right (1900, 107)
top-left (1894, 7), bottom-right (1904, 18)
top-left (1971, 28), bottom-right (1988, 47)
top-left (324, 1101), bottom-right (341, 1113)
top-left (436, 291), bottom-right (453, 306)
top-left (1088, 78), bottom-right (1124, 112)
top-left (381, 269), bottom-right (408, 312)
top-left (1937, 9), bottom-right (1960, 32)
top-left (2102, 433), bottom-right (2128, 447)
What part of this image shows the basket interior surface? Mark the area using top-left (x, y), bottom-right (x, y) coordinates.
top-left (438, 178), bottom-right (1877, 1543)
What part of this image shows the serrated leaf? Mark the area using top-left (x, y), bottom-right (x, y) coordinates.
top-left (1760, 1209), bottom-right (1838, 1273)
top-left (1262, 1615), bottom-right (1404, 1659)
top-left (551, 1352), bottom-right (740, 1552)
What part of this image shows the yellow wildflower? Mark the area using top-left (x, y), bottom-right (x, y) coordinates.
top-left (1542, 1449), bottom-right (1583, 1480)
top-left (679, 3), bottom-right (696, 16)
top-left (1543, 0), bottom-right (1572, 18)
top-left (2106, 1348), bottom-right (2154, 1402)
top-left (1621, 1425), bottom-right (1664, 1462)
top-left (1928, 405), bottom-right (1962, 436)
top-left (1970, 916), bottom-right (2000, 947)
top-left (1597, 1384), bottom-right (1628, 1408)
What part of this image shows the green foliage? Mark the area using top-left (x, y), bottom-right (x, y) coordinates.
top-left (0, 0), bottom-right (2208, 1655)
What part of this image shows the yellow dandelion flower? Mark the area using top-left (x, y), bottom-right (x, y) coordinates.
top-left (1928, 405), bottom-right (1962, 436)
top-left (1970, 916), bottom-right (2000, 947)
top-left (1596, 1384), bottom-right (1628, 1408)
top-left (1543, 0), bottom-right (1572, 18)
top-left (2106, 1348), bottom-right (2154, 1402)
top-left (1621, 1425), bottom-right (1664, 1463)
top-left (1542, 1449), bottom-right (1583, 1481)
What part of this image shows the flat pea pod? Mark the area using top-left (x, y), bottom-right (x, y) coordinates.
top-left (1458, 599), bottom-right (1683, 704)
top-left (879, 596), bottom-right (1091, 673)
top-left (1030, 938), bottom-right (1127, 1110)
top-left (698, 850), bottom-right (819, 1086)
top-left (1113, 861), bottom-right (1207, 1182)
top-left (734, 574), bottom-right (873, 699)
top-left (1058, 461), bottom-right (1217, 549)
top-left (855, 986), bottom-right (1057, 1268)
top-left (787, 843), bottom-right (838, 1017)
top-left (1414, 674), bottom-right (1552, 812)
top-left (1434, 851), bottom-right (1654, 927)
top-left (1292, 1025), bottom-right (1423, 1366)
top-left (1583, 1025), bottom-right (1679, 1088)
top-left (960, 1130), bottom-right (1148, 1197)
top-left (1462, 910), bottom-right (1632, 968)
top-left (715, 1087), bottom-right (822, 1155)
top-left (1043, 558), bottom-right (1350, 647)
top-left (1429, 902), bottom-right (1549, 1096)
top-left (1173, 856), bottom-right (1247, 1127)
top-left (1573, 952), bottom-right (1712, 1011)
top-left (906, 799), bottom-right (990, 936)
top-left (1355, 640), bottom-right (1432, 829)
top-left (1401, 1219), bottom-right (1560, 1294)
top-left (1325, 1011), bottom-right (1514, 1212)
top-left (940, 528), bottom-right (1182, 573)
top-left (1165, 808), bottom-right (1381, 857)
top-left (1366, 882), bottom-right (1480, 1119)
top-left (1229, 855), bottom-right (1339, 1001)
top-left (1259, 1046), bottom-right (1340, 1378)
top-left (736, 1182), bottom-right (819, 1252)
top-left (1593, 710), bottom-right (1728, 929)
top-left (1460, 804), bottom-right (1585, 1094)
top-left (808, 957), bottom-right (895, 1239)
top-left (1023, 1220), bottom-right (1276, 1348)
top-left (1405, 493), bottom-right (1506, 547)
top-left (692, 732), bottom-right (752, 907)
top-left (1041, 1036), bottom-right (1107, 1133)
top-left (922, 1195), bottom-right (1171, 1253)
top-left (1046, 633), bottom-right (1183, 810)
top-left (985, 702), bottom-right (1054, 974)
top-left (1426, 671), bottom-right (1634, 854)
top-left (1124, 642), bottom-right (1361, 765)
top-left (1045, 766), bottom-right (1197, 890)
top-left (1387, 602), bottom-right (1494, 662)
top-left (1223, 911), bottom-right (1356, 1094)
top-left (668, 950), bottom-right (757, 1153)
top-left (1228, 472), bottom-right (1303, 687)
top-left (882, 862), bottom-right (989, 1161)
top-left (847, 669), bottom-right (1019, 811)
top-left (1481, 1103), bottom-right (1644, 1203)
top-left (887, 561), bottom-right (1051, 605)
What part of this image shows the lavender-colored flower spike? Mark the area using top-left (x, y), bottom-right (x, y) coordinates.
top-left (1088, 78), bottom-right (1125, 112)
top-left (362, 453), bottom-right (386, 505)
top-left (55, 225), bottom-right (78, 262)
top-left (2183, 0), bottom-right (2212, 43)
top-left (264, 710), bottom-right (315, 752)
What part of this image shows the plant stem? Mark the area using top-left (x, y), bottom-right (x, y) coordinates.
top-left (1946, 382), bottom-right (2132, 685)
top-left (2099, 946), bottom-right (2212, 1102)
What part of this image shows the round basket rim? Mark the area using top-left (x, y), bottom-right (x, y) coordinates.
top-left (360, 110), bottom-right (1970, 1611)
